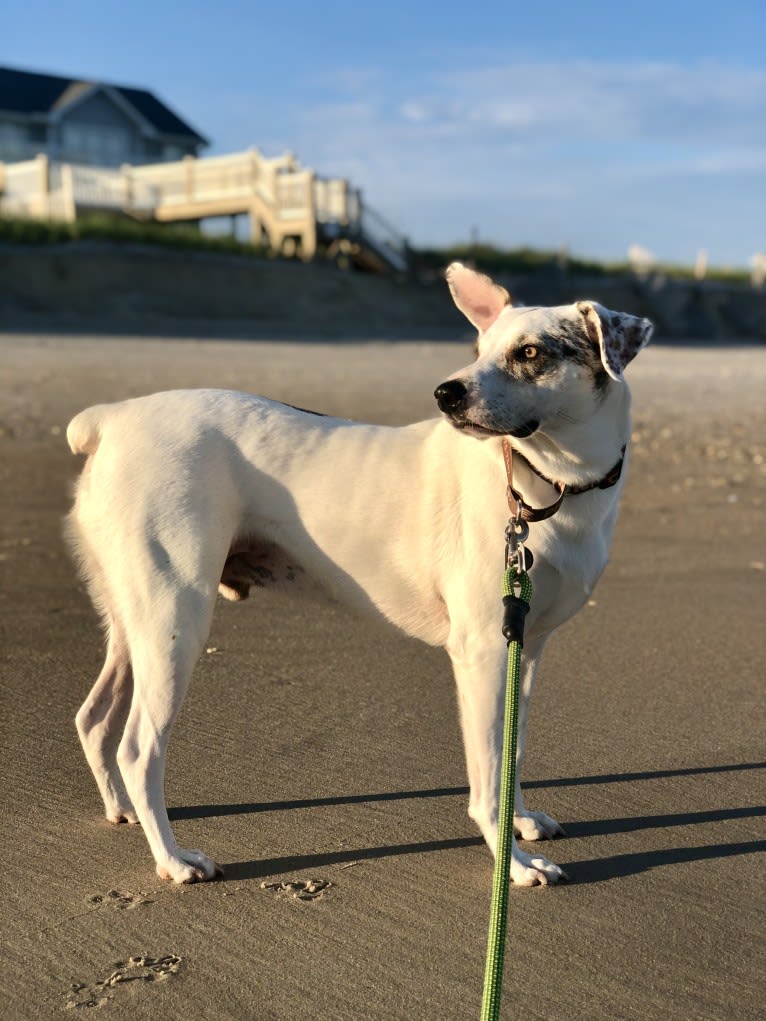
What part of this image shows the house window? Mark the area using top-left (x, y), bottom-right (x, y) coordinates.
top-left (61, 123), bottom-right (130, 166)
top-left (0, 121), bottom-right (27, 159)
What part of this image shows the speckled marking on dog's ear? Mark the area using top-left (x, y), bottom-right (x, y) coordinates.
top-left (577, 301), bottom-right (653, 380)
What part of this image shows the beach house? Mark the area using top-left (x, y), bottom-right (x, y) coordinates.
top-left (0, 65), bottom-right (207, 167)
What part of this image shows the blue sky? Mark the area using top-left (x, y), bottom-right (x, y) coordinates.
top-left (3, 1), bottom-right (765, 267)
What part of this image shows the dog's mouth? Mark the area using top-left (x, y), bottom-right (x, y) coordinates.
top-left (451, 418), bottom-right (540, 439)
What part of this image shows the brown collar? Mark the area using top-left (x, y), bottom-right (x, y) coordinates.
top-left (502, 437), bottom-right (626, 523)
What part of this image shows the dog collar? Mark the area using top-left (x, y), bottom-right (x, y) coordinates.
top-left (502, 438), bottom-right (626, 523)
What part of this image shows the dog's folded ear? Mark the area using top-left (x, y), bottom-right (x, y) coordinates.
top-left (446, 262), bottom-right (511, 333)
top-left (577, 301), bottom-right (653, 380)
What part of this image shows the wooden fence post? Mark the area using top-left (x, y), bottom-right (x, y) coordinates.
top-left (37, 153), bottom-right (50, 218)
top-left (121, 164), bottom-right (133, 211)
top-left (340, 178), bottom-right (349, 226)
top-left (302, 171), bottom-right (317, 259)
top-left (183, 155), bottom-right (195, 201)
top-left (61, 163), bottom-right (76, 221)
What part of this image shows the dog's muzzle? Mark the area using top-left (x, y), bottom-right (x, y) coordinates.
top-left (434, 379), bottom-right (468, 415)
top-left (434, 380), bottom-right (539, 439)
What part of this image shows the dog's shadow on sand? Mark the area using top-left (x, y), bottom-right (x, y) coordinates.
top-left (169, 761), bottom-right (766, 886)
top-left (170, 786), bottom-right (485, 881)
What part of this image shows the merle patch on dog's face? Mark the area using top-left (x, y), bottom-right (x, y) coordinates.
top-left (441, 304), bottom-right (613, 438)
top-left (442, 266), bottom-right (651, 439)
top-left (503, 321), bottom-right (609, 393)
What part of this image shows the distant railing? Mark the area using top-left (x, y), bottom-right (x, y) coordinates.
top-left (130, 149), bottom-right (288, 207)
top-left (315, 178), bottom-right (351, 224)
top-left (61, 163), bottom-right (155, 212)
top-left (0, 157), bottom-right (47, 217)
top-left (0, 149), bottom-right (410, 271)
top-left (357, 201), bottom-right (410, 273)
top-left (275, 169), bottom-right (314, 221)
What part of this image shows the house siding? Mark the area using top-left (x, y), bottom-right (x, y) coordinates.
top-left (0, 66), bottom-right (206, 167)
top-left (53, 91), bottom-right (137, 166)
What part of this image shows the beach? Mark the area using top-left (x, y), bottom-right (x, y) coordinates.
top-left (1, 331), bottom-right (764, 1020)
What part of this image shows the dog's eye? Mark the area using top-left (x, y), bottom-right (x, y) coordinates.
top-left (522, 345), bottom-right (538, 360)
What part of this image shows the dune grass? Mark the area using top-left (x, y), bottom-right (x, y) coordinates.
top-left (0, 215), bottom-right (751, 283)
top-left (0, 214), bottom-right (268, 256)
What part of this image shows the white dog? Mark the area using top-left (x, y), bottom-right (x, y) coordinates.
top-left (66, 263), bottom-right (652, 886)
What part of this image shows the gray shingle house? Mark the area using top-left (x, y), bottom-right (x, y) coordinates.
top-left (0, 66), bottom-right (208, 167)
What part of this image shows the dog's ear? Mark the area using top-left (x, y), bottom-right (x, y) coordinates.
top-left (577, 301), bottom-right (653, 380)
top-left (446, 262), bottom-right (511, 333)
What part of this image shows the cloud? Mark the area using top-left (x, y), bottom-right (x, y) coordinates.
top-left (210, 58), bottom-right (766, 262)
top-left (286, 59), bottom-right (765, 183)
top-left (400, 61), bottom-right (766, 145)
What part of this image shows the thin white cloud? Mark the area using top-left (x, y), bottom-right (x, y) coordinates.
top-left (209, 57), bottom-right (766, 262)
top-left (291, 59), bottom-right (766, 178)
top-left (402, 61), bottom-right (766, 145)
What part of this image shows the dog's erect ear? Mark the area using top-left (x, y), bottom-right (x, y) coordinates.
top-left (446, 262), bottom-right (511, 333)
top-left (577, 301), bottom-right (653, 381)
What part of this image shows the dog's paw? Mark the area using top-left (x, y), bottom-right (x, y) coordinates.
top-left (514, 808), bottom-right (565, 841)
top-left (156, 849), bottom-right (223, 884)
top-left (106, 809), bottom-right (139, 825)
top-left (101, 781), bottom-right (139, 826)
top-left (104, 792), bottom-right (139, 825)
top-left (511, 846), bottom-right (567, 887)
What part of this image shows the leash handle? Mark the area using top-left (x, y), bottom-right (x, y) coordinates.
top-left (480, 567), bottom-right (532, 1021)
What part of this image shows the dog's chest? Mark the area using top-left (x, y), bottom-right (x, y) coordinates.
top-left (524, 510), bottom-right (613, 634)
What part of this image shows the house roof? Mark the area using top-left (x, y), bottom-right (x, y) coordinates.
top-left (0, 66), bottom-right (208, 144)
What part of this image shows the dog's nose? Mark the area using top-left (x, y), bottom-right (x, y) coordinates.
top-left (434, 379), bottom-right (468, 414)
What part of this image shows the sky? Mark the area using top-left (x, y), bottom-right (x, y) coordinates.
top-left (3, 1), bottom-right (765, 267)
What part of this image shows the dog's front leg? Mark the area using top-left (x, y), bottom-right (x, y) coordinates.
top-left (449, 636), bottom-right (565, 886)
top-left (512, 635), bottom-right (566, 842)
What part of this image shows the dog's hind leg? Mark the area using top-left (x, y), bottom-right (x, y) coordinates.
top-left (75, 618), bottom-right (137, 824)
top-left (117, 582), bottom-right (222, 884)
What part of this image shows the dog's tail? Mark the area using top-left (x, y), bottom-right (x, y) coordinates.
top-left (67, 405), bottom-right (108, 455)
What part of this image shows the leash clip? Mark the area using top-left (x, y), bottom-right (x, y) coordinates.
top-left (502, 439), bottom-right (534, 577)
top-left (505, 514), bottom-right (530, 575)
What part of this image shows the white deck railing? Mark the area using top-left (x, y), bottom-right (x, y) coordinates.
top-left (0, 149), bottom-right (409, 269)
top-left (0, 158), bottom-right (48, 217)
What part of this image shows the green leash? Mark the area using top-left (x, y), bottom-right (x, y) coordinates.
top-left (479, 565), bottom-right (532, 1021)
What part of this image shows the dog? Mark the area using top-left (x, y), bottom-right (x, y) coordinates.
top-left (66, 263), bottom-right (652, 886)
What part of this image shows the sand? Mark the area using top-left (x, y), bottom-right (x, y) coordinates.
top-left (1, 332), bottom-right (764, 1020)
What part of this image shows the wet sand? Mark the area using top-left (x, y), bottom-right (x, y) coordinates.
top-left (1, 332), bottom-right (764, 1020)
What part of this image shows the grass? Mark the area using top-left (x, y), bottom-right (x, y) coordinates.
top-left (0, 215), bottom-right (752, 283)
top-left (416, 242), bottom-right (620, 277)
top-left (416, 242), bottom-right (751, 284)
top-left (0, 214), bottom-right (268, 257)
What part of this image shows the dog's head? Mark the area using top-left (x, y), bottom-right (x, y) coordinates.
top-left (434, 262), bottom-right (653, 439)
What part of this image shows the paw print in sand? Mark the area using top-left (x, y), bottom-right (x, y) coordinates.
top-left (260, 878), bottom-right (332, 901)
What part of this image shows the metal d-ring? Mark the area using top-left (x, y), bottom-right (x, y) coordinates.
top-left (513, 519), bottom-right (529, 543)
